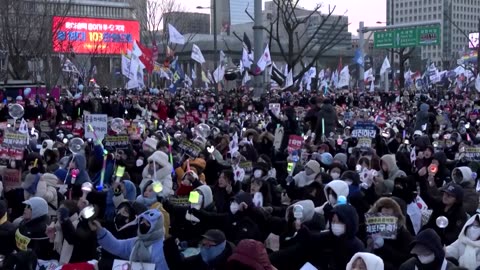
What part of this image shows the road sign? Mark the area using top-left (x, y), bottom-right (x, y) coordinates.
top-left (374, 25), bottom-right (440, 49)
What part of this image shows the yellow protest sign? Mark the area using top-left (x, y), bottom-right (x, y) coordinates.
top-left (15, 229), bottom-right (31, 251)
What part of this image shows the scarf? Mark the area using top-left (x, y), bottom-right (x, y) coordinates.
top-left (130, 227), bottom-right (163, 263)
top-left (53, 213), bottom-right (79, 264)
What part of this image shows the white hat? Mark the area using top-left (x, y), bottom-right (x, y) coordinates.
top-left (144, 137), bottom-right (158, 151)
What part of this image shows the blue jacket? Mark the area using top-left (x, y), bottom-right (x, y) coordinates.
top-left (65, 154), bottom-right (91, 186)
top-left (97, 210), bottom-right (169, 270)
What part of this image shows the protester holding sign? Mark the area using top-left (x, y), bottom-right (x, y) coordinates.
top-left (366, 197), bottom-right (414, 270)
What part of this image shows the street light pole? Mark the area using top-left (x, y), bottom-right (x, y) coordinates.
top-left (358, 21), bottom-right (365, 92)
top-left (253, 0), bottom-right (264, 99)
top-left (212, 0), bottom-right (217, 70)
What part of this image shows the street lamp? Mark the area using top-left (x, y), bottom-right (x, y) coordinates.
top-left (197, 4), bottom-right (218, 70)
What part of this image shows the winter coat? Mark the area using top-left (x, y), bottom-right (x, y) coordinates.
top-left (16, 215), bottom-right (56, 260)
top-left (60, 217), bottom-right (97, 263)
top-left (141, 151), bottom-right (174, 197)
top-left (270, 204), bottom-right (365, 270)
top-left (446, 214), bottom-right (480, 269)
top-left (314, 180), bottom-right (349, 224)
top-left (414, 103), bottom-right (431, 131)
top-left (376, 155), bottom-right (406, 195)
top-left (346, 252), bottom-right (384, 270)
top-left (212, 185), bottom-right (234, 214)
top-left (0, 220), bottom-right (16, 256)
top-left (452, 166), bottom-right (479, 215)
top-left (315, 103), bottom-right (338, 143)
top-left (24, 173), bottom-right (58, 217)
top-left (367, 197), bottom-right (414, 270)
top-left (228, 239), bottom-right (277, 270)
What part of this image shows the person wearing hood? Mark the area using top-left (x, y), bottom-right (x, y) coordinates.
top-left (366, 197), bottom-right (414, 270)
top-left (269, 200), bottom-right (325, 249)
top-left (392, 176), bottom-right (421, 236)
top-left (176, 170), bottom-right (203, 196)
top-left (175, 158), bottom-right (207, 187)
top-left (414, 103), bottom-right (434, 132)
top-left (286, 160), bottom-right (321, 201)
top-left (98, 201), bottom-right (148, 269)
top-left (0, 200), bottom-right (16, 256)
top-left (43, 149), bottom-right (60, 173)
top-left (22, 173), bottom-right (59, 217)
top-left (166, 184), bottom-right (216, 246)
top-left (375, 154), bottom-right (406, 196)
top-left (92, 209), bottom-right (170, 270)
top-left (164, 229), bottom-right (234, 270)
top-left (136, 179), bottom-right (171, 237)
top-left (314, 179), bottom-right (349, 225)
top-left (212, 170), bottom-right (236, 213)
top-left (15, 197), bottom-right (56, 260)
top-left (431, 152), bottom-right (450, 187)
top-left (346, 252), bottom-right (384, 270)
top-left (419, 181), bottom-right (467, 245)
top-left (65, 154), bottom-right (91, 199)
top-left (140, 151), bottom-right (174, 198)
top-left (191, 191), bottom-right (270, 244)
top-left (270, 204), bottom-right (365, 270)
top-left (227, 239), bottom-right (277, 270)
top-left (446, 214), bottom-right (480, 269)
top-left (314, 99), bottom-right (339, 144)
top-left (400, 228), bottom-right (461, 270)
top-left (451, 166), bottom-right (479, 215)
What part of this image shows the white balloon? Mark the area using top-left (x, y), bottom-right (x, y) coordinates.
top-left (8, 104), bottom-right (24, 119)
top-left (194, 123), bottom-right (211, 139)
top-left (111, 118), bottom-right (125, 133)
top-left (78, 84), bottom-right (84, 91)
top-left (436, 216), bottom-right (449, 229)
top-left (69, 137), bottom-right (85, 154)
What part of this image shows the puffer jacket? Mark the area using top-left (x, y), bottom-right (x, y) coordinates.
top-left (446, 214), bottom-right (480, 269)
top-left (24, 173), bottom-right (59, 217)
top-left (414, 103), bottom-right (431, 131)
top-left (140, 151), bottom-right (174, 197)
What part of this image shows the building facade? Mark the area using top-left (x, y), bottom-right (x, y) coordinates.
top-left (230, 0), bottom-right (254, 25)
top-left (387, 0), bottom-right (480, 68)
top-left (164, 12), bottom-right (210, 34)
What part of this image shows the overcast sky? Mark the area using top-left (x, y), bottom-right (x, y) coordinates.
top-left (182, 0), bottom-right (386, 33)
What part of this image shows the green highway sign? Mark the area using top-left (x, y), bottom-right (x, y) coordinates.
top-left (374, 25), bottom-right (440, 49)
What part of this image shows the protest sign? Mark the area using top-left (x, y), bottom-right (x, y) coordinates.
top-left (238, 161), bottom-right (253, 174)
top-left (465, 147), bottom-right (480, 160)
top-left (113, 260), bottom-right (154, 270)
top-left (269, 103), bottom-right (281, 117)
top-left (357, 138), bottom-right (372, 149)
top-left (2, 168), bottom-right (21, 191)
top-left (84, 114), bottom-right (108, 140)
top-left (178, 139), bottom-right (202, 157)
top-left (2, 132), bottom-right (28, 150)
top-left (103, 135), bottom-right (130, 151)
top-left (352, 121), bottom-right (377, 138)
top-left (365, 213), bottom-right (398, 239)
top-left (288, 135), bottom-right (304, 154)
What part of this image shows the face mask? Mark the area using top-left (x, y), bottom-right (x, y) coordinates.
top-left (114, 214), bottom-right (129, 231)
top-left (136, 159), bottom-right (144, 167)
top-left (200, 241), bottom-right (226, 263)
top-left (230, 202), bottom-right (239, 214)
top-left (417, 253), bottom-right (435, 264)
top-left (330, 172), bottom-right (340, 179)
top-left (328, 194), bottom-right (337, 205)
top-left (139, 220), bottom-right (151, 235)
top-left (331, 223), bottom-right (345, 236)
top-left (466, 225), bottom-right (480, 241)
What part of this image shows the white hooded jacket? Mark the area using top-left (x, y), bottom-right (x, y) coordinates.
top-left (446, 214), bottom-right (480, 269)
top-left (346, 252), bottom-right (384, 270)
top-left (314, 180), bottom-right (349, 215)
top-left (140, 151), bottom-right (174, 197)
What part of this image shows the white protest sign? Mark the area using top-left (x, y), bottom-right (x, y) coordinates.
top-left (269, 103), bottom-right (281, 118)
top-left (84, 114), bottom-right (108, 141)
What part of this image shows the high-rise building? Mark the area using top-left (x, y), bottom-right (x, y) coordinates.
top-left (386, 0), bottom-right (480, 68)
top-left (230, 0), bottom-right (254, 25)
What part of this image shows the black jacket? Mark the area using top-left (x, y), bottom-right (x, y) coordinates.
top-left (0, 221), bottom-right (16, 256)
top-left (17, 215), bottom-right (56, 260)
top-left (60, 217), bottom-right (98, 263)
top-left (371, 226), bottom-right (414, 270)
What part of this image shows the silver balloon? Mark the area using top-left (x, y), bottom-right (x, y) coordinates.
top-left (194, 123), bottom-right (211, 139)
top-left (111, 118), bottom-right (125, 133)
top-left (9, 104), bottom-right (24, 119)
top-left (69, 137), bottom-right (85, 154)
top-left (436, 216), bottom-right (449, 229)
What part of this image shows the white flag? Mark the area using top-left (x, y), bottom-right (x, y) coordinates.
top-left (364, 68), bottom-right (373, 81)
top-left (241, 48), bottom-right (252, 69)
top-left (370, 80), bottom-right (375, 92)
top-left (132, 40), bottom-right (143, 57)
top-left (256, 45), bottom-right (271, 72)
top-left (242, 72), bottom-right (251, 86)
top-left (220, 51), bottom-right (226, 64)
top-left (168, 24), bottom-right (185, 45)
top-left (185, 75), bottom-right (193, 86)
top-left (380, 56), bottom-right (390, 75)
top-left (191, 44), bottom-right (206, 64)
top-left (19, 119), bottom-right (28, 134)
top-left (337, 66), bottom-right (350, 88)
top-left (213, 65), bottom-right (225, 83)
top-left (285, 69), bottom-right (293, 88)
top-left (191, 68), bottom-right (196, 80)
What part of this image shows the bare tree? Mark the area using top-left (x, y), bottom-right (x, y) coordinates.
top-left (236, 0), bottom-right (349, 84)
top-left (393, 47), bottom-right (416, 88)
top-left (0, 0), bottom-right (71, 88)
